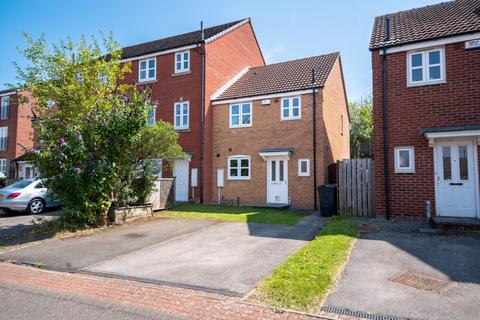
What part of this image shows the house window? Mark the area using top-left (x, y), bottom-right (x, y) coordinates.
top-left (0, 159), bottom-right (6, 174)
top-left (47, 100), bottom-right (55, 108)
top-left (175, 50), bottom-right (190, 73)
top-left (0, 96), bottom-right (9, 120)
top-left (148, 105), bottom-right (156, 126)
top-left (0, 127), bottom-right (7, 151)
top-left (394, 147), bottom-right (415, 173)
top-left (281, 96), bottom-right (301, 120)
top-left (298, 159), bottom-right (310, 176)
top-left (228, 156), bottom-right (250, 180)
top-left (139, 58), bottom-right (156, 82)
top-left (174, 101), bottom-right (189, 130)
top-left (407, 48), bottom-right (445, 85)
top-left (230, 102), bottom-right (252, 128)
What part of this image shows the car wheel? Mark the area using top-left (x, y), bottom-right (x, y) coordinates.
top-left (28, 198), bottom-right (45, 215)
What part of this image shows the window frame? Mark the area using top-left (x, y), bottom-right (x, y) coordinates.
top-left (280, 96), bottom-right (302, 120)
top-left (0, 127), bottom-right (7, 151)
top-left (407, 48), bottom-right (445, 86)
top-left (138, 57), bottom-right (156, 82)
top-left (298, 159), bottom-right (310, 176)
top-left (394, 146), bottom-right (415, 173)
top-left (174, 50), bottom-right (190, 73)
top-left (174, 101), bottom-right (189, 130)
top-left (229, 102), bottom-right (252, 128)
top-left (0, 96), bottom-right (9, 120)
top-left (227, 155), bottom-right (251, 180)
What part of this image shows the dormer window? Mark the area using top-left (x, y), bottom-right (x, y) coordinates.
top-left (139, 58), bottom-right (156, 82)
top-left (175, 50), bottom-right (190, 73)
top-left (407, 48), bottom-right (445, 86)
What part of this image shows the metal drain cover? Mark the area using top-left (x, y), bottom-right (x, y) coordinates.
top-left (321, 305), bottom-right (406, 320)
top-left (390, 270), bottom-right (454, 293)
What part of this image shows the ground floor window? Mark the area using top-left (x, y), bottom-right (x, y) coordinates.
top-left (0, 159), bottom-right (6, 174)
top-left (17, 161), bottom-right (37, 180)
top-left (394, 147), bottom-right (415, 173)
top-left (228, 156), bottom-right (250, 180)
top-left (298, 159), bottom-right (310, 176)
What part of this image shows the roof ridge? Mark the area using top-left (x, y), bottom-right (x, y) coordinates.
top-left (250, 52), bottom-right (339, 70)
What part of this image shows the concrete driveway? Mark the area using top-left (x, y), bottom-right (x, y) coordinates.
top-left (325, 224), bottom-right (480, 320)
top-left (1, 217), bottom-right (317, 296)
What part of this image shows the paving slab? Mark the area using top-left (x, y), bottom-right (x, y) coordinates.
top-left (0, 218), bottom-right (216, 270)
top-left (88, 222), bottom-right (317, 296)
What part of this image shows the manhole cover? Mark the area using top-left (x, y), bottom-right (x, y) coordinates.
top-left (389, 270), bottom-right (454, 293)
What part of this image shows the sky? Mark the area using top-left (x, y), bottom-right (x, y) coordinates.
top-left (0, 0), bottom-right (442, 101)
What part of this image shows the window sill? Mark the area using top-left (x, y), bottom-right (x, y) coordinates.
top-left (229, 124), bottom-right (252, 129)
top-left (394, 170), bottom-right (415, 174)
top-left (172, 71), bottom-right (191, 77)
top-left (227, 177), bottom-right (251, 181)
top-left (281, 117), bottom-right (302, 121)
top-left (174, 128), bottom-right (190, 132)
top-left (407, 80), bottom-right (446, 87)
top-left (137, 79), bottom-right (157, 85)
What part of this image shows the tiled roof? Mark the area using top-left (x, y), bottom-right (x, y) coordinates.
top-left (121, 19), bottom-right (248, 59)
top-left (214, 52), bottom-right (339, 101)
top-left (370, 0), bottom-right (480, 50)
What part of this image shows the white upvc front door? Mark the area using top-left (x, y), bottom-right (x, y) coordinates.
top-left (267, 156), bottom-right (289, 204)
top-left (174, 159), bottom-right (189, 202)
top-left (434, 140), bottom-right (478, 218)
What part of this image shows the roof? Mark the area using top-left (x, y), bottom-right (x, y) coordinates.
top-left (0, 88), bottom-right (16, 95)
top-left (420, 125), bottom-right (480, 135)
top-left (259, 148), bottom-right (295, 153)
top-left (370, 0), bottom-right (480, 50)
top-left (214, 52), bottom-right (339, 101)
top-left (121, 19), bottom-right (248, 59)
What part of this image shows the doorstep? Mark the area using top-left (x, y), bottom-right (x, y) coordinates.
top-left (431, 216), bottom-right (480, 227)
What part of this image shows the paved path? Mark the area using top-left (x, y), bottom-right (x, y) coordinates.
top-left (0, 262), bottom-right (360, 320)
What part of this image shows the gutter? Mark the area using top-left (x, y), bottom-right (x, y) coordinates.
top-left (199, 22), bottom-right (206, 204)
top-left (311, 68), bottom-right (318, 211)
top-left (382, 16), bottom-right (391, 220)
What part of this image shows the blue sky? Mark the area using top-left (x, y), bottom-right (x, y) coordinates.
top-left (0, 0), bottom-right (441, 101)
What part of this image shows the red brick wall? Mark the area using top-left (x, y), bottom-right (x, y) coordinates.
top-left (372, 42), bottom-right (480, 220)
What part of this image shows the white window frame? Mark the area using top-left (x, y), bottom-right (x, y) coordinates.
top-left (174, 50), bottom-right (190, 73)
top-left (394, 146), bottom-right (415, 173)
top-left (407, 48), bottom-right (445, 86)
top-left (138, 58), bottom-right (156, 82)
top-left (174, 101), bottom-right (189, 130)
top-left (148, 105), bottom-right (157, 126)
top-left (227, 155), bottom-right (251, 180)
top-left (0, 127), bottom-right (7, 151)
top-left (281, 96), bottom-right (302, 120)
top-left (0, 159), bottom-right (6, 174)
top-left (0, 96), bottom-right (9, 120)
top-left (229, 102), bottom-right (252, 128)
top-left (298, 159), bottom-right (310, 176)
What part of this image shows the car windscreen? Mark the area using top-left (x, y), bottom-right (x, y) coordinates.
top-left (7, 180), bottom-right (33, 189)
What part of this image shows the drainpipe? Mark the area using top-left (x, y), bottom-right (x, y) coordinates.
top-left (199, 21), bottom-right (206, 204)
top-left (382, 16), bottom-right (391, 220)
top-left (311, 68), bottom-right (318, 211)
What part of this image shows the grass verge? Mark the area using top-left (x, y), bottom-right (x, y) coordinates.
top-left (255, 216), bottom-right (358, 312)
top-left (161, 204), bottom-right (307, 225)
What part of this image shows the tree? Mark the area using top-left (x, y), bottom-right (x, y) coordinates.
top-left (15, 33), bottom-right (183, 226)
top-left (349, 95), bottom-right (373, 158)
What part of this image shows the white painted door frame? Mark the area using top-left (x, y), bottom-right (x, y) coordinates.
top-left (266, 156), bottom-right (289, 204)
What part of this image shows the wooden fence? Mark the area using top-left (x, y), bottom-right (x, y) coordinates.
top-left (337, 159), bottom-right (374, 217)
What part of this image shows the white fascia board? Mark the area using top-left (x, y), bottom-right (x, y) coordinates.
top-left (0, 91), bottom-right (16, 97)
top-left (380, 32), bottom-right (480, 54)
top-left (210, 67), bottom-right (250, 100)
top-left (205, 19), bottom-right (250, 44)
top-left (212, 89), bottom-right (318, 105)
top-left (119, 44), bottom-right (198, 63)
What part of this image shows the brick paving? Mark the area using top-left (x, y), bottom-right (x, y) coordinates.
top-left (0, 262), bottom-right (361, 320)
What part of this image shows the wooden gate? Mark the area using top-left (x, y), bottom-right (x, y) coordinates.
top-left (146, 178), bottom-right (176, 210)
top-left (337, 159), bottom-right (374, 217)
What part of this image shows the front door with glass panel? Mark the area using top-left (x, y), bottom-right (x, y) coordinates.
top-left (435, 140), bottom-right (477, 218)
top-left (267, 157), bottom-right (288, 204)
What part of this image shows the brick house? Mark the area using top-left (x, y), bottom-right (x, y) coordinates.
top-left (119, 18), bottom-right (264, 203)
top-left (0, 89), bottom-right (37, 182)
top-left (210, 53), bottom-right (349, 209)
top-left (370, 0), bottom-right (480, 220)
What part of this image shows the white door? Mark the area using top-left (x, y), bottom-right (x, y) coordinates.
top-left (435, 140), bottom-right (477, 218)
top-left (267, 157), bottom-right (288, 204)
top-left (174, 160), bottom-right (189, 202)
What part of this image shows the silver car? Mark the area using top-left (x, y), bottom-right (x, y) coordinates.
top-left (0, 179), bottom-right (59, 214)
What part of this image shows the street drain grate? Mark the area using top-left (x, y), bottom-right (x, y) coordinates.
top-left (321, 306), bottom-right (405, 320)
top-left (389, 270), bottom-right (454, 293)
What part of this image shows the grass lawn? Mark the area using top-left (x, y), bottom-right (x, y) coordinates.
top-left (255, 216), bottom-right (358, 312)
top-left (161, 204), bottom-right (307, 225)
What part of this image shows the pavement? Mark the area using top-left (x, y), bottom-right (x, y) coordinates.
top-left (325, 224), bottom-right (480, 320)
top-left (1, 216), bottom-right (318, 296)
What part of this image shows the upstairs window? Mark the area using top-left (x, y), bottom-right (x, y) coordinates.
top-left (228, 156), bottom-right (250, 180)
top-left (281, 96), bottom-right (301, 120)
top-left (1, 96), bottom-right (10, 120)
top-left (139, 58), bottom-right (156, 82)
top-left (174, 101), bottom-right (189, 130)
top-left (407, 48), bottom-right (445, 86)
top-left (0, 127), bottom-right (7, 151)
top-left (230, 102), bottom-right (252, 128)
top-left (175, 50), bottom-right (190, 73)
